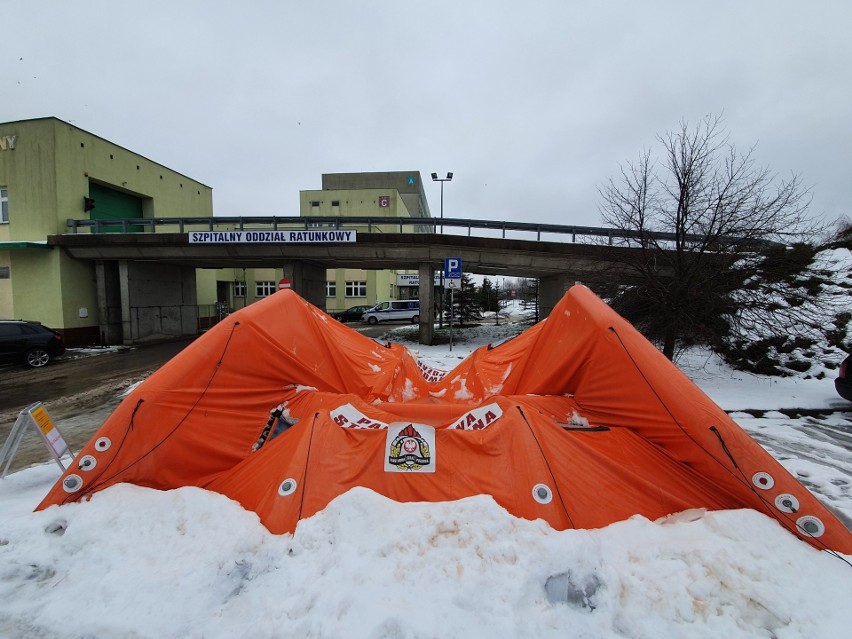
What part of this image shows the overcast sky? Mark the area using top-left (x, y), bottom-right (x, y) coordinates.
top-left (5, 1), bottom-right (851, 228)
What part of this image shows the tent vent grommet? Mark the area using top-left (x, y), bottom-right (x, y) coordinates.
top-left (278, 478), bottom-right (297, 496)
top-left (78, 455), bottom-right (97, 471)
top-left (62, 474), bottom-right (83, 493)
top-left (532, 483), bottom-right (553, 505)
top-left (752, 472), bottom-right (775, 490)
top-left (796, 515), bottom-right (825, 538)
top-left (774, 493), bottom-right (799, 514)
top-left (95, 437), bottom-right (112, 452)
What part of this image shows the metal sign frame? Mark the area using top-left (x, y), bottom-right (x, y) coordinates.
top-left (0, 402), bottom-right (74, 479)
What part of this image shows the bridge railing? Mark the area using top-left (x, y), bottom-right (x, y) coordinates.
top-left (65, 216), bottom-right (658, 244)
top-left (64, 216), bottom-right (777, 248)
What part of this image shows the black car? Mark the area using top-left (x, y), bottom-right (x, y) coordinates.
top-left (0, 320), bottom-right (66, 368)
top-left (330, 305), bottom-right (373, 323)
top-left (836, 354), bottom-right (852, 402)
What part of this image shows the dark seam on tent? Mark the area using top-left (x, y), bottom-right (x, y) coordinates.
top-left (608, 325), bottom-right (848, 562)
top-left (516, 405), bottom-right (575, 529)
top-left (297, 412), bottom-right (320, 523)
top-left (557, 424), bottom-right (610, 432)
top-left (708, 427), bottom-right (740, 470)
top-left (128, 399), bottom-right (144, 431)
top-left (72, 320), bottom-right (242, 501)
top-left (59, 397), bottom-right (145, 506)
top-left (710, 425), bottom-right (850, 564)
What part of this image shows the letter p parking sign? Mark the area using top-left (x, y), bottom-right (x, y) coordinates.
top-left (444, 257), bottom-right (462, 278)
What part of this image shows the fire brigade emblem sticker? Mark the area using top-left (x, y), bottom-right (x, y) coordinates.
top-left (385, 422), bottom-right (436, 473)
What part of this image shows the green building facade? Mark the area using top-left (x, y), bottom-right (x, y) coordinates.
top-left (0, 117), bottom-right (214, 344)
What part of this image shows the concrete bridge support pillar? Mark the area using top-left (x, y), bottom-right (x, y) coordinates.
top-left (283, 263), bottom-right (327, 310)
top-left (418, 263), bottom-right (435, 345)
top-left (95, 261), bottom-right (123, 345)
top-left (116, 260), bottom-right (198, 345)
top-left (539, 274), bottom-right (571, 319)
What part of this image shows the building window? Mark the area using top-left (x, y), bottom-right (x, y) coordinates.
top-left (234, 281), bottom-right (246, 297)
top-left (326, 281), bottom-right (336, 297)
top-left (256, 281), bottom-right (276, 297)
top-left (0, 266), bottom-right (9, 279)
top-left (311, 200), bottom-right (320, 207)
top-left (345, 281), bottom-right (367, 297)
top-left (1, 186), bottom-right (8, 223)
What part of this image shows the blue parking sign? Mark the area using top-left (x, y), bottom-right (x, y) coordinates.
top-left (445, 257), bottom-right (462, 278)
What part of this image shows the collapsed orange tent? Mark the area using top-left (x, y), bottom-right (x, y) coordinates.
top-left (38, 286), bottom-right (852, 554)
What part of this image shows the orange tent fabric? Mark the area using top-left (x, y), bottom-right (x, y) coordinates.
top-left (38, 287), bottom-right (852, 554)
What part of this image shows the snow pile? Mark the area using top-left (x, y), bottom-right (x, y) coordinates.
top-left (1, 473), bottom-right (849, 639)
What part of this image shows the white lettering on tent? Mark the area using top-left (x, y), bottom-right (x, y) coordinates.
top-left (330, 404), bottom-right (388, 430)
top-left (447, 403), bottom-right (503, 431)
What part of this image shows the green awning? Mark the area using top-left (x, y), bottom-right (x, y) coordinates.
top-left (0, 241), bottom-right (52, 250)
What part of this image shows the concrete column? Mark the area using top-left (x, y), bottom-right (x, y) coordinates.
top-left (283, 262), bottom-right (327, 310)
top-left (94, 261), bottom-right (123, 345)
top-left (418, 263), bottom-right (435, 345)
top-left (95, 261), bottom-right (108, 345)
top-left (539, 274), bottom-right (570, 320)
top-left (118, 260), bottom-right (133, 345)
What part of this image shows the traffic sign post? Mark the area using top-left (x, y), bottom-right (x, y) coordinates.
top-left (444, 258), bottom-right (462, 352)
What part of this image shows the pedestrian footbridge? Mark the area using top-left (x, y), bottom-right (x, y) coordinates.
top-left (51, 216), bottom-right (658, 344)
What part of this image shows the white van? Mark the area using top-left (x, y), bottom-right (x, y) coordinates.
top-left (362, 300), bottom-right (420, 324)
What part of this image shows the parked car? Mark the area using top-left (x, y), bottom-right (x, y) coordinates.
top-left (362, 300), bottom-right (420, 324)
top-left (0, 320), bottom-right (66, 368)
top-left (836, 354), bottom-right (852, 402)
top-left (330, 305), bottom-right (372, 323)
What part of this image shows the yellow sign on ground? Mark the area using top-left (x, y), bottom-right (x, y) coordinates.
top-left (29, 404), bottom-right (67, 456)
top-left (1, 402), bottom-right (73, 478)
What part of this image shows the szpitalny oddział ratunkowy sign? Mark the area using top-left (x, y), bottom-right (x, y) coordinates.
top-left (188, 230), bottom-right (357, 243)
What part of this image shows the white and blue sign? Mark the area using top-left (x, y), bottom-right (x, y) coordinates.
top-left (445, 257), bottom-right (462, 278)
top-left (189, 230), bottom-right (356, 244)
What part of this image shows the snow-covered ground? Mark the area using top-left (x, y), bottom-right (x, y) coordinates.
top-left (1, 305), bottom-right (850, 639)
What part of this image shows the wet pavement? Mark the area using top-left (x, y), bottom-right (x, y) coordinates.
top-left (0, 339), bottom-right (193, 416)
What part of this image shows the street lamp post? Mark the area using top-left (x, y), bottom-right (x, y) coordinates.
top-left (430, 172), bottom-right (453, 234)
top-left (431, 172), bottom-right (453, 329)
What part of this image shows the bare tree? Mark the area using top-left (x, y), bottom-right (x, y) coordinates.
top-left (598, 114), bottom-right (831, 361)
